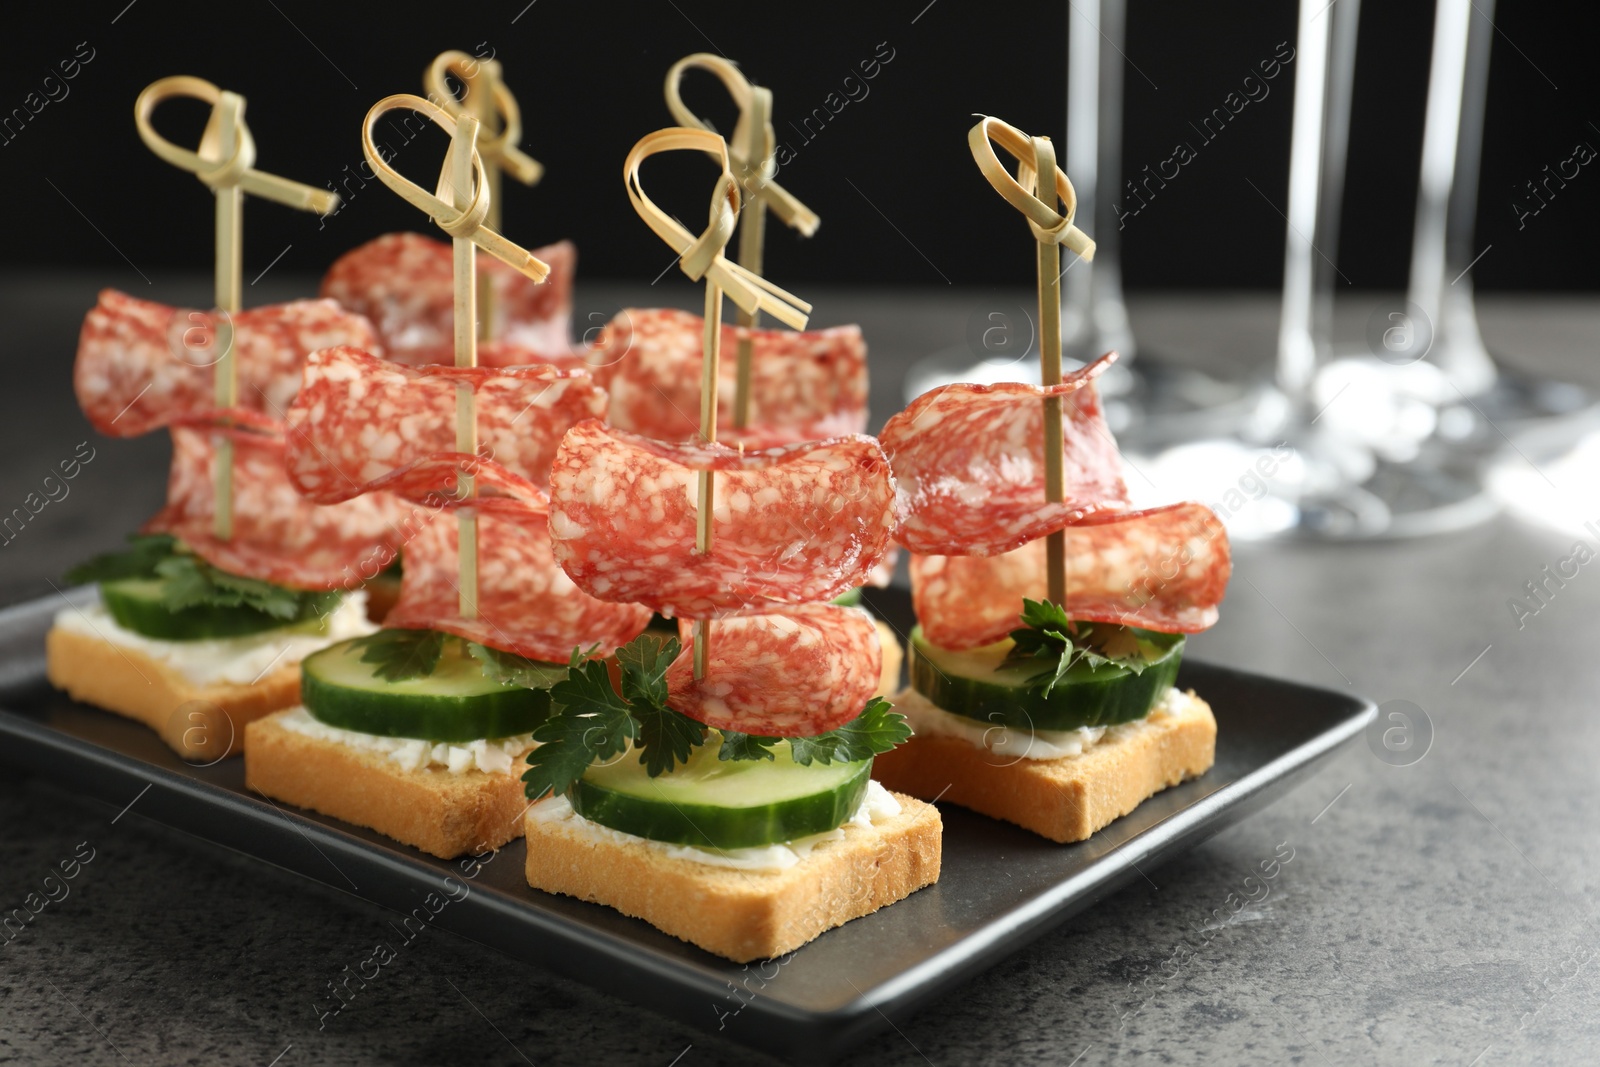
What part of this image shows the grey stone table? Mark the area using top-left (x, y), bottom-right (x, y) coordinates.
top-left (2, 272), bottom-right (1598, 1066)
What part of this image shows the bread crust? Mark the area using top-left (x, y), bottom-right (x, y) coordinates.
top-left (872, 692), bottom-right (1217, 843)
top-left (46, 624), bottom-right (300, 759)
top-left (244, 711), bottom-right (532, 859)
top-left (523, 792), bottom-right (942, 962)
top-left (874, 618), bottom-right (904, 696)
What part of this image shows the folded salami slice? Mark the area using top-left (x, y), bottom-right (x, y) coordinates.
top-left (285, 345), bottom-right (606, 505)
top-left (383, 504), bottom-right (652, 663)
top-left (143, 420), bottom-right (402, 592)
top-left (909, 502), bottom-right (1231, 649)
top-left (320, 232), bottom-right (578, 368)
top-left (585, 308), bottom-right (868, 448)
top-left (664, 605), bottom-right (882, 735)
top-left (75, 290), bottom-right (381, 437)
top-left (880, 352), bottom-right (1130, 556)
top-left (548, 421), bottom-right (895, 619)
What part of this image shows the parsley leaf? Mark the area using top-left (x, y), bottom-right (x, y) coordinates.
top-left (348, 628), bottom-right (446, 682)
top-left (616, 633), bottom-right (679, 709)
top-left (467, 642), bottom-right (569, 690)
top-left (615, 633), bottom-right (705, 777)
top-left (65, 533), bottom-right (178, 585)
top-left (522, 655), bottom-right (638, 801)
top-left (1003, 600), bottom-right (1154, 695)
top-left (633, 701), bottom-right (706, 777)
top-left (67, 535), bottom-right (339, 625)
top-left (787, 698), bottom-right (909, 766)
top-left (156, 555), bottom-right (317, 620)
top-left (716, 730), bottom-right (782, 762)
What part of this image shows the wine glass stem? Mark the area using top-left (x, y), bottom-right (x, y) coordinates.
top-left (1277, 0), bottom-right (1360, 414)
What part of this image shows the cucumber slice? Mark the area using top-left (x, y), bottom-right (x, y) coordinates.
top-left (909, 625), bottom-right (1183, 731)
top-left (571, 736), bottom-right (871, 849)
top-left (101, 578), bottom-right (333, 641)
top-left (831, 587), bottom-right (863, 607)
top-left (301, 635), bottom-right (555, 743)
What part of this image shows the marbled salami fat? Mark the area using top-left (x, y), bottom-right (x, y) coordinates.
top-left (665, 605), bottom-right (882, 734)
top-left (143, 420), bottom-right (401, 591)
top-left (75, 290), bottom-right (381, 437)
top-left (383, 504), bottom-right (651, 662)
top-left (910, 502), bottom-right (1232, 649)
top-left (548, 421), bottom-right (895, 618)
top-left (285, 345), bottom-right (605, 504)
top-left (585, 308), bottom-right (868, 448)
top-left (320, 232), bottom-right (577, 368)
top-left (880, 352), bottom-right (1130, 556)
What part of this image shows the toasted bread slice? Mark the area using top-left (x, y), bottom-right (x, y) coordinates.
top-left (872, 689), bottom-right (1217, 843)
top-left (244, 711), bottom-right (532, 859)
top-left (523, 791), bottom-right (942, 962)
top-left (874, 618), bottom-right (904, 696)
top-left (362, 575), bottom-right (403, 623)
top-left (46, 624), bottom-right (300, 760)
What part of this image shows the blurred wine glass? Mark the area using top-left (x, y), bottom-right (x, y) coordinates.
top-left (904, 0), bottom-right (1270, 447)
top-left (1129, 0), bottom-right (1503, 539)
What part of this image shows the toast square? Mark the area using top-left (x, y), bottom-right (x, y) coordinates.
top-left (871, 689), bottom-right (1217, 843)
top-left (244, 710), bottom-right (533, 859)
top-left (523, 792), bottom-right (942, 962)
top-left (46, 624), bottom-right (300, 760)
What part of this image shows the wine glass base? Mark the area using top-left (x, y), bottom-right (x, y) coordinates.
top-left (1126, 425), bottom-right (1497, 543)
top-left (1485, 412), bottom-right (1600, 538)
top-left (1324, 347), bottom-right (1600, 456)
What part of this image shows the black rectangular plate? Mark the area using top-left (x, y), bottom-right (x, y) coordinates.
top-left (0, 588), bottom-right (1374, 1064)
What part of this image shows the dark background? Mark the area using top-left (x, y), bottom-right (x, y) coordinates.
top-left (1, 0), bottom-right (1594, 292)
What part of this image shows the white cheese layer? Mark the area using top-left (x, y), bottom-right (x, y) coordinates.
top-left (896, 686), bottom-right (1204, 760)
top-left (529, 779), bottom-right (903, 872)
top-left (275, 706), bottom-right (534, 776)
top-left (53, 592), bottom-right (376, 686)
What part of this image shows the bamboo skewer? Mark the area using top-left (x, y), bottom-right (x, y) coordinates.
top-left (968, 116), bottom-right (1096, 608)
top-left (623, 126), bottom-right (812, 680)
top-left (427, 51), bottom-right (544, 344)
top-left (692, 284), bottom-right (724, 678)
top-left (134, 76), bottom-right (338, 542)
top-left (360, 94), bottom-right (551, 624)
top-left (212, 96), bottom-right (242, 543)
top-left (449, 114), bottom-right (482, 619)
top-left (664, 54), bottom-right (819, 431)
top-left (1033, 140), bottom-right (1068, 607)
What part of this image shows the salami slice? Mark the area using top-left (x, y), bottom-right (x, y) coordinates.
top-left (75, 290), bottom-right (381, 437)
top-left (585, 308), bottom-right (868, 447)
top-left (880, 352), bottom-right (1130, 556)
top-left (548, 421), bottom-right (895, 618)
top-left (383, 504), bottom-right (652, 662)
top-left (320, 232), bottom-right (578, 368)
top-left (664, 605), bottom-right (882, 735)
top-left (285, 345), bottom-right (606, 505)
top-left (143, 420), bottom-right (402, 591)
top-left (910, 501), bottom-right (1231, 649)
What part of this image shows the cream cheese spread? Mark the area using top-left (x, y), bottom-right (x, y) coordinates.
top-left (528, 779), bottom-right (903, 871)
top-left (53, 592), bottom-right (376, 687)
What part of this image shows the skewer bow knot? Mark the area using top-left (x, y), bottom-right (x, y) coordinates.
top-left (134, 75), bottom-right (337, 215)
top-left (666, 53), bottom-right (819, 237)
top-left (425, 51), bottom-right (543, 186)
top-left (624, 127), bottom-right (812, 331)
top-left (969, 115), bottom-right (1096, 259)
top-left (361, 94), bottom-right (550, 283)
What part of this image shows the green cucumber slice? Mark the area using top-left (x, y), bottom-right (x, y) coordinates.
top-left (570, 735), bottom-right (871, 849)
top-left (909, 624), bottom-right (1183, 731)
top-left (831, 587), bottom-right (864, 607)
top-left (101, 578), bottom-right (334, 641)
top-left (301, 635), bottom-right (555, 743)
